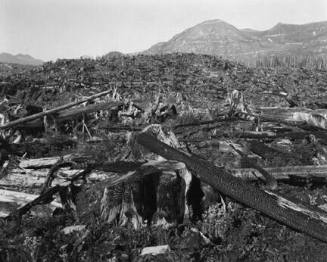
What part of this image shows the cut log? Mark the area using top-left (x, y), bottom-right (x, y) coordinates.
top-left (136, 132), bottom-right (327, 243)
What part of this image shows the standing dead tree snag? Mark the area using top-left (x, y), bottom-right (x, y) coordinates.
top-left (136, 132), bottom-right (327, 243)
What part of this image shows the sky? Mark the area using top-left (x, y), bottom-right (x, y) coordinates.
top-left (1, 0), bottom-right (327, 61)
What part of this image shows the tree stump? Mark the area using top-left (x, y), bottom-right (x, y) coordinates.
top-left (100, 124), bottom-right (193, 228)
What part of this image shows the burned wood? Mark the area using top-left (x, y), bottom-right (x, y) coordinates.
top-left (136, 132), bottom-right (327, 243)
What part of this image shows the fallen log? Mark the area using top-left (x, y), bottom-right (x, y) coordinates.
top-left (54, 101), bottom-right (122, 122)
top-left (0, 189), bottom-right (61, 217)
top-left (229, 90), bottom-right (327, 130)
top-left (19, 155), bottom-right (74, 169)
top-left (14, 101), bottom-right (123, 130)
top-left (0, 168), bottom-right (114, 190)
top-left (4, 163), bottom-right (327, 191)
top-left (136, 132), bottom-right (327, 243)
top-left (231, 165), bottom-right (327, 181)
top-left (0, 89), bottom-right (114, 130)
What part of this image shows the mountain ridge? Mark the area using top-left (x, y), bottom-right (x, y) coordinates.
top-left (144, 19), bottom-right (327, 64)
top-left (0, 52), bottom-right (44, 65)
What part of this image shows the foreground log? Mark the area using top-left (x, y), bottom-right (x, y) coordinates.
top-left (136, 132), bottom-right (327, 243)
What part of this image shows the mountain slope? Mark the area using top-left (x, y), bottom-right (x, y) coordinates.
top-left (145, 19), bottom-right (327, 63)
top-left (0, 53), bottom-right (44, 65)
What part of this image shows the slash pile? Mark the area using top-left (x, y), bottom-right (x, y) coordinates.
top-left (1, 53), bottom-right (327, 261)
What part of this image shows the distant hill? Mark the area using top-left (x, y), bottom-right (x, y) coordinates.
top-left (0, 52), bottom-right (44, 65)
top-left (102, 51), bottom-right (125, 59)
top-left (144, 19), bottom-right (327, 64)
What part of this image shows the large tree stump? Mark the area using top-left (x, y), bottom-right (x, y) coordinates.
top-left (100, 124), bottom-right (193, 228)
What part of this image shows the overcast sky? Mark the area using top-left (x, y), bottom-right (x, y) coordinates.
top-left (1, 0), bottom-right (326, 61)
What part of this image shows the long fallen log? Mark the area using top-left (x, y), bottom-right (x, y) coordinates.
top-left (0, 89), bottom-right (114, 130)
top-left (14, 101), bottom-right (123, 129)
top-left (4, 163), bottom-right (327, 191)
top-left (136, 132), bottom-right (327, 243)
top-left (7, 153), bottom-right (327, 188)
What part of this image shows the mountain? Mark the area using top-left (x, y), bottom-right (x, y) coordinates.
top-left (0, 53), bottom-right (44, 65)
top-left (144, 19), bottom-right (327, 64)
